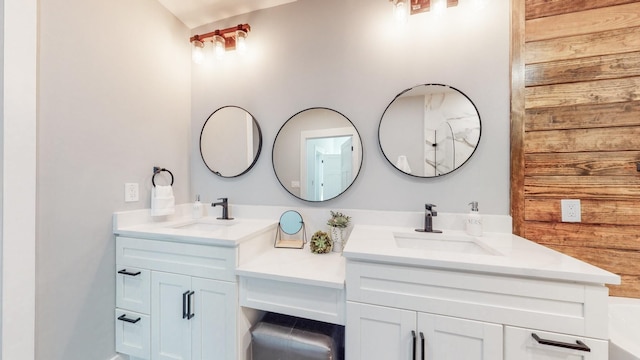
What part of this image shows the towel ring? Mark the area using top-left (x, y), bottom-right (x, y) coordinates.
top-left (152, 167), bottom-right (174, 187)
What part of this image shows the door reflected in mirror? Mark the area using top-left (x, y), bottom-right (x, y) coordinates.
top-left (273, 108), bottom-right (363, 202)
top-left (200, 106), bottom-right (262, 178)
top-left (379, 84), bottom-right (481, 177)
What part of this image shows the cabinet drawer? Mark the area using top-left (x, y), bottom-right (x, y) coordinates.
top-left (116, 267), bottom-right (150, 314)
top-left (240, 276), bottom-right (345, 325)
top-left (346, 261), bottom-right (609, 338)
top-left (116, 236), bottom-right (236, 281)
top-left (115, 309), bottom-right (150, 359)
top-left (504, 326), bottom-right (608, 360)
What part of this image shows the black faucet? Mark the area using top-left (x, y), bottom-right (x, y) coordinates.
top-left (212, 198), bottom-right (233, 220)
top-left (415, 203), bottom-right (442, 233)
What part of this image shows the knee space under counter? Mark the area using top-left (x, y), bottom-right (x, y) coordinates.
top-left (250, 312), bottom-right (345, 360)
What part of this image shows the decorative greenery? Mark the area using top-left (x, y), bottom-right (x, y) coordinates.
top-left (310, 230), bottom-right (332, 254)
top-left (327, 210), bottom-right (351, 229)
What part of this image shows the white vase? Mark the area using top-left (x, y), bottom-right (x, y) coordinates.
top-left (330, 227), bottom-right (345, 252)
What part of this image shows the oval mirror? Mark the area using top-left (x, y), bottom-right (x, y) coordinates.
top-left (279, 210), bottom-right (304, 235)
top-left (379, 84), bottom-right (481, 177)
top-left (272, 108), bottom-right (363, 202)
top-left (200, 106), bottom-right (262, 178)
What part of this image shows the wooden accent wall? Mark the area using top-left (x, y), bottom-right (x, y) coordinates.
top-left (511, 0), bottom-right (640, 297)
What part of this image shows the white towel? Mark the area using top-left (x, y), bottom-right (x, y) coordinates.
top-left (151, 185), bottom-right (175, 216)
top-left (396, 155), bottom-right (412, 174)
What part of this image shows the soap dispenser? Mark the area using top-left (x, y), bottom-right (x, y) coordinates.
top-left (466, 201), bottom-right (483, 236)
top-left (193, 195), bottom-right (203, 219)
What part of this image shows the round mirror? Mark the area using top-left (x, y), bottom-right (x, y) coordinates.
top-left (200, 106), bottom-right (262, 178)
top-left (379, 84), bottom-right (481, 177)
top-left (279, 210), bottom-right (304, 235)
top-left (272, 107), bottom-right (363, 202)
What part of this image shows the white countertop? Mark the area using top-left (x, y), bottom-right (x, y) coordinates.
top-left (236, 247), bottom-right (345, 289)
top-left (114, 216), bottom-right (277, 247)
top-left (343, 225), bottom-right (621, 285)
top-left (113, 206), bottom-right (619, 287)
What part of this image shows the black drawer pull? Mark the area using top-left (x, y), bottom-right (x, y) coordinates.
top-left (118, 269), bottom-right (141, 276)
top-left (420, 332), bottom-right (425, 360)
top-left (117, 314), bottom-right (141, 324)
top-left (531, 333), bottom-right (591, 352)
top-left (411, 330), bottom-right (416, 360)
top-left (186, 291), bottom-right (195, 320)
top-left (182, 291), bottom-right (189, 319)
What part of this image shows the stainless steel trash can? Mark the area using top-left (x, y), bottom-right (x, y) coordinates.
top-left (250, 313), bottom-right (343, 360)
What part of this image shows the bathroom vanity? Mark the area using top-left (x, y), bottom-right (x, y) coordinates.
top-left (343, 225), bottom-right (620, 360)
top-left (113, 207), bottom-right (619, 360)
top-left (113, 209), bottom-right (277, 360)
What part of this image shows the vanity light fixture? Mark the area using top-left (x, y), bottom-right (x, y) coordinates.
top-left (190, 24), bottom-right (251, 62)
top-left (192, 39), bottom-right (205, 64)
top-left (391, 0), bottom-right (458, 18)
top-left (391, 0), bottom-right (409, 24)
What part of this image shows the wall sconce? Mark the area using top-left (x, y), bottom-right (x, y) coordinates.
top-left (390, 0), bottom-right (459, 19)
top-left (190, 24), bottom-right (250, 63)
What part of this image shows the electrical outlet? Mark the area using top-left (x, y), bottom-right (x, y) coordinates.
top-left (124, 183), bottom-right (139, 202)
top-left (561, 199), bottom-right (581, 222)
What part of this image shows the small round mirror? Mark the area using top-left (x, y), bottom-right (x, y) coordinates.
top-left (272, 108), bottom-right (363, 202)
top-left (200, 106), bottom-right (262, 178)
top-left (279, 210), bottom-right (304, 235)
top-left (379, 84), bottom-right (481, 177)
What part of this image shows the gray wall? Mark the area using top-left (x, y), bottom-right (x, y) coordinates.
top-left (0, 0), bottom-right (4, 353)
top-left (191, 0), bottom-right (511, 214)
top-left (37, 0), bottom-right (190, 358)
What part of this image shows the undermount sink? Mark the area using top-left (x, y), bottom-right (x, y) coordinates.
top-left (171, 220), bottom-right (235, 232)
top-left (393, 232), bottom-right (500, 256)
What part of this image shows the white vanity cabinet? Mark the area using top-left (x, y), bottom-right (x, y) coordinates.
top-left (345, 260), bottom-right (611, 360)
top-left (115, 236), bottom-right (238, 360)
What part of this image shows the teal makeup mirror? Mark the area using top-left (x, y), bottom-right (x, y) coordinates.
top-left (274, 210), bottom-right (306, 249)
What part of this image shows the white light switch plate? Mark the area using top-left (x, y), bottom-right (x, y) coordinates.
top-left (561, 199), bottom-right (581, 222)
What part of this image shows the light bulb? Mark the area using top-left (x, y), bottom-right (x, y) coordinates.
top-left (213, 35), bottom-right (225, 59)
top-left (236, 30), bottom-right (247, 54)
top-left (191, 40), bottom-right (204, 64)
top-left (394, 1), bottom-right (408, 24)
top-left (432, 0), bottom-right (446, 15)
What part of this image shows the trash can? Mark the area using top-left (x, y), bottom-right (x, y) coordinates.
top-left (250, 312), bottom-right (344, 360)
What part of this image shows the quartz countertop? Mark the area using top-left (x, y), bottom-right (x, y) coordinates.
top-left (114, 215), bottom-right (277, 247)
top-left (236, 247), bottom-right (345, 289)
top-left (343, 225), bottom-right (621, 285)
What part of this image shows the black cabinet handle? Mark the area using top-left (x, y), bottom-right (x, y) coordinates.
top-left (118, 269), bottom-right (141, 276)
top-left (117, 314), bottom-right (141, 324)
top-left (186, 291), bottom-right (195, 320)
top-left (420, 332), bottom-right (425, 360)
top-left (411, 330), bottom-right (416, 360)
top-left (182, 291), bottom-right (189, 319)
top-left (531, 333), bottom-right (591, 352)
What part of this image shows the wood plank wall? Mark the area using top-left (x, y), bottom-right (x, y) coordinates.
top-left (512, 0), bottom-right (640, 297)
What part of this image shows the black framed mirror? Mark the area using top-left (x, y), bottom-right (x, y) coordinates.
top-left (272, 107), bottom-right (363, 202)
top-left (200, 106), bottom-right (262, 178)
top-left (379, 84), bottom-right (481, 177)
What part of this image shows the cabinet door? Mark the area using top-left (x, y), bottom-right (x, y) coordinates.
top-left (115, 309), bottom-right (150, 359)
top-left (346, 302), bottom-right (416, 360)
top-left (418, 313), bottom-right (503, 360)
top-left (191, 277), bottom-right (237, 360)
top-left (151, 271), bottom-right (192, 360)
top-left (116, 266), bottom-right (150, 314)
top-left (504, 326), bottom-right (608, 360)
